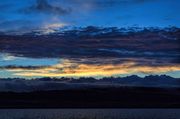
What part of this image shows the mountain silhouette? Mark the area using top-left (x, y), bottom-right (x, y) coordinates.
top-left (0, 75), bottom-right (179, 92)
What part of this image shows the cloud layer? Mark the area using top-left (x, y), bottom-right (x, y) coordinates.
top-left (0, 0), bottom-right (179, 78)
top-left (0, 27), bottom-right (179, 78)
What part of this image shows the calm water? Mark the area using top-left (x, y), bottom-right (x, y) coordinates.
top-left (0, 109), bottom-right (179, 119)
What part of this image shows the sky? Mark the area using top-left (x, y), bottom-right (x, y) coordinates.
top-left (0, 0), bottom-right (180, 79)
top-left (0, 0), bottom-right (179, 33)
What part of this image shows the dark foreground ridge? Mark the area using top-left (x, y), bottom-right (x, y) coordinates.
top-left (0, 75), bottom-right (180, 108)
top-left (0, 86), bottom-right (180, 108)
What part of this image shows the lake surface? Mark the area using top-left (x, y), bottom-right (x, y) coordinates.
top-left (0, 109), bottom-right (179, 119)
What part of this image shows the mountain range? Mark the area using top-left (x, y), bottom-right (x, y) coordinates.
top-left (0, 75), bottom-right (179, 92)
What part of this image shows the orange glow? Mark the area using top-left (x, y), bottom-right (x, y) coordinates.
top-left (7, 59), bottom-right (180, 78)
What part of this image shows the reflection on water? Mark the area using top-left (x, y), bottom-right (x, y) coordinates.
top-left (0, 109), bottom-right (179, 119)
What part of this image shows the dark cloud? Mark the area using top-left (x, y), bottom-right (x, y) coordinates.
top-left (23, 0), bottom-right (71, 15)
top-left (0, 27), bottom-right (179, 67)
top-left (0, 65), bottom-right (48, 70)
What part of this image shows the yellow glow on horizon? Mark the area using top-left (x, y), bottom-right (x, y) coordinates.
top-left (6, 59), bottom-right (180, 78)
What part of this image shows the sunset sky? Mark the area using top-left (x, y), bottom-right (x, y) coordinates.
top-left (0, 0), bottom-right (179, 79)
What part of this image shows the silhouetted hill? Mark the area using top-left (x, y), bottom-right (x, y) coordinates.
top-left (0, 86), bottom-right (180, 108)
top-left (0, 75), bottom-right (180, 108)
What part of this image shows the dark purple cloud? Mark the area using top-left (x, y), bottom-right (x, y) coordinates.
top-left (0, 27), bottom-right (179, 67)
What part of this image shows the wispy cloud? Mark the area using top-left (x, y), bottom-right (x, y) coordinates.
top-left (0, 53), bottom-right (17, 61)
